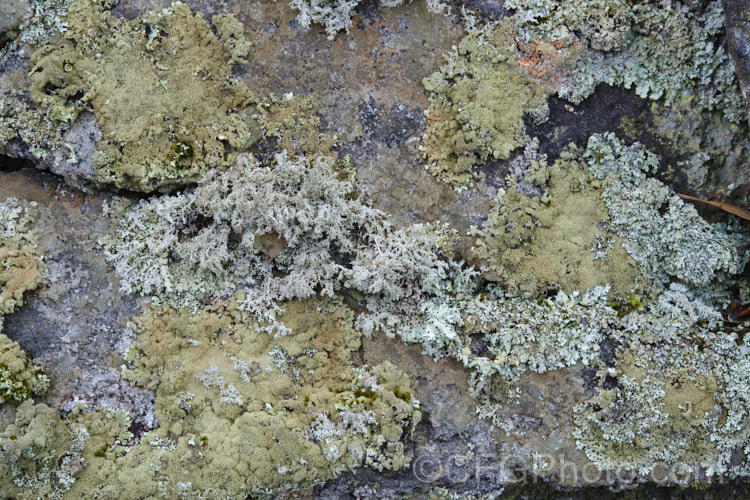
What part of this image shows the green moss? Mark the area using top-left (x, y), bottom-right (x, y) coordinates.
top-left (29, 0), bottom-right (260, 192)
top-left (420, 19), bottom-right (548, 190)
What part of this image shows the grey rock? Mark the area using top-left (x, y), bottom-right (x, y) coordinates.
top-left (0, 0), bottom-right (28, 44)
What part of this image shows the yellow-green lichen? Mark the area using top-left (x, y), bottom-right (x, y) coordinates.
top-left (0, 198), bottom-right (45, 315)
top-left (421, 19), bottom-right (548, 189)
top-left (255, 93), bottom-right (339, 160)
top-left (0, 399), bottom-right (87, 499)
top-left (0, 332), bottom-right (49, 404)
top-left (29, 0), bottom-right (260, 192)
top-left (63, 297), bottom-right (421, 497)
top-left (470, 145), bottom-right (644, 300)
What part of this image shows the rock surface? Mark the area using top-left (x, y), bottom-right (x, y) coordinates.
top-left (1, 0), bottom-right (750, 498)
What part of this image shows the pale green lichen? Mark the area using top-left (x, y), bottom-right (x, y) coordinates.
top-left (0, 332), bottom-right (49, 404)
top-left (0, 198), bottom-right (45, 315)
top-left (584, 132), bottom-right (741, 289)
top-left (0, 91), bottom-right (66, 161)
top-left (469, 141), bottom-right (645, 299)
top-left (254, 93), bottom-right (339, 160)
top-left (29, 0), bottom-right (259, 191)
top-left (420, 19), bottom-right (548, 189)
top-left (506, 0), bottom-right (744, 122)
top-left (647, 97), bottom-right (750, 198)
top-left (101, 298), bottom-right (419, 496)
top-left (573, 283), bottom-right (750, 480)
top-left (102, 150), bottom-right (381, 313)
top-left (290, 0), bottom-right (450, 40)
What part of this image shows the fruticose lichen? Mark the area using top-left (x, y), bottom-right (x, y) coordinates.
top-left (505, 0), bottom-right (745, 123)
top-left (0, 197), bottom-right (45, 315)
top-left (29, 0), bottom-right (259, 191)
top-left (420, 19), bottom-right (548, 189)
top-left (102, 149), bottom-right (449, 329)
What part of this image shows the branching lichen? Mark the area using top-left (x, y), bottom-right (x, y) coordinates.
top-left (103, 150), bottom-right (449, 332)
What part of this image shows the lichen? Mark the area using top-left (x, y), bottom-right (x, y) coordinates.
top-left (29, 0), bottom-right (259, 191)
top-left (584, 132), bottom-right (741, 289)
top-left (102, 150), bottom-right (381, 313)
top-left (0, 197), bottom-right (45, 315)
top-left (469, 142), bottom-right (644, 299)
top-left (102, 149), bottom-right (449, 333)
top-left (505, 0), bottom-right (745, 123)
top-left (420, 19), bottom-right (548, 189)
top-left (85, 297), bottom-right (419, 496)
top-left (573, 283), bottom-right (750, 481)
top-left (0, 399), bottom-right (87, 499)
top-left (254, 93), bottom-right (339, 161)
top-left (647, 97), bottom-right (750, 199)
top-left (0, 332), bottom-right (49, 404)
top-left (290, 0), bottom-right (450, 40)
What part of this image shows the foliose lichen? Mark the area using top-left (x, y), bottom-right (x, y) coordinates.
top-left (105, 297), bottom-right (419, 496)
top-left (290, 0), bottom-right (450, 40)
top-left (29, 0), bottom-right (259, 191)
top-left (584, 132), bottom-right (741, 289)
top-left (0, 399), bottom-right (87, 499)
top-left (420, 19), bottom-right (548, 189)
top-left (505, 0), bottom-right (745, 123)
top-left (0, 332), bottom-right (49, 404)
top-left (469, 141), bottom-right (644, 299)
top-left (0, 197), bottom-right (45, 315)
top-left (573, 283), bottom-right (750, 481)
